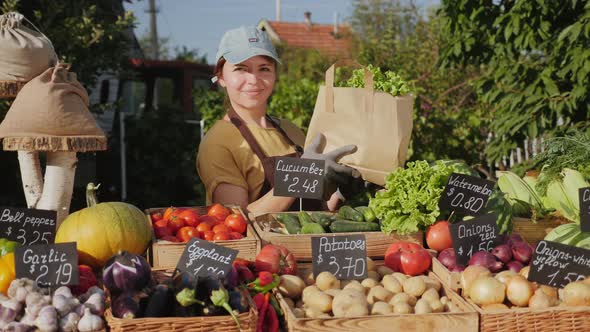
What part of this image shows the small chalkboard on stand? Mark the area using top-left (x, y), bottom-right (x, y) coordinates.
top-left (449, 213), bottom-right (502, 266)
top-left (176, 238), bottom-right (238, 278)
top-left (311, 234), bottom-right (367, 280)
top-left (579, 187), bottom-right (590, 232)
top-left (274, 157), bottom-right (325, 201)
top-left (0, 207), bottom-right (57, 245)
top-left (15, 242), bottom-right (79, 287)
top-left (529, 240), bottom-right (590, 288)
top-left (438, 173), bottom-right (495, 216)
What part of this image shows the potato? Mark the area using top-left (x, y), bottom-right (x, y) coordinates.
top-left (381, 275), bottom-right (403, 294)
top-left (421, 276), bottom-right (441, 292)
top-left (292, 308), bottom-right (305, 318)
top-left (304, 271), bottom-right (316, 286)
top-left (332, 289), bottom-right (369, 318)
top-left (393, 302), bottom-right (413, 314)
top-left (305, 307), bottom-right (330, 318)
top-left (377, 266), bottom-right (394, 277)
top-left (283, 297), bottom-right (295, 308)
top-left (366, 285), bottom-right (393, 305)
top-left (421, 288), bottom-right (440, 303)
top-left (392, 272), bottom-right (408, 284)
top-left (361, 278), bottom-right (379, 289)
top-left (371, 301), bottom-right (392, 315)
top-left (340, 280), bottom-right (353, 289)
top-left (389, 292), bottom-right (417, 306)
top-left (367, 257), bottom-right (377, 271)
top-left (316, 272), bottom-right (340, 291)
top-left (324, 288), bottom-right (342, 297)
top-left (368, 271), bottom-right (381, 281)
top-left (429, 299), bottom-right (444, 313)
top-left (403, 277), bottom-right (427, 297)
top-left (414, 299), bottom-right (432, 314)
top-left (279, 275), bottom-right (306, 299)
top-left (343, 280), bottom-right (365, 294)
top-left (305, 291), bottom-right (333, 313)
top-left (302, 285), bottom-right (320, 303)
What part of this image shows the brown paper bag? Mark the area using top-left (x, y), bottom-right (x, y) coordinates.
top-left (305, 64), bottom-right (414, 186)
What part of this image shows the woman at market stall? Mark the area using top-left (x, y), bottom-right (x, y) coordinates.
top-left (197, 26), bottom-right (358, 213)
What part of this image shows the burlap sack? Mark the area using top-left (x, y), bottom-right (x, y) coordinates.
top-left (0, 65), bottom-right (105, 138)
top-left (0, 12), bottom-right (58, 82)
top-left (305, 64), bottom-right (414, 186)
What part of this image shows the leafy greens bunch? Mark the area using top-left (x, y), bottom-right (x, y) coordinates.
top-left (369, 160), bottom-right (472, 235)
top-left (337, 65), bottom-right (412, 96)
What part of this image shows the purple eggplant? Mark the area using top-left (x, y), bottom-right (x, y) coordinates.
top-left (112, 291), bottom-right (147, 319)
top-left (103, 251), bottom-right (151, 294)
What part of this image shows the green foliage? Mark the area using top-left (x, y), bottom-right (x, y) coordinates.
top-left (194, 88), bottom-right (225, 131)
top-left (351, 0), bottom-right (488, 165)
top-left (269, 78), bottom-right (319, 129)
top-left (438, 0), bottom-right (590, 163)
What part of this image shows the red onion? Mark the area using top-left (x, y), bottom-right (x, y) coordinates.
top-left (506, 260), bottom-right (524, 273)
top-left (511, 241), bottom-right (533, 264)
top-left (450, 265), bottom-right (466, 272)
top-left (438, 248), bottom-right (458, 270)
top-left (469, 251), bottom-right (504, 273)
top-left (507, 234), bottom-right (525, 246)
top-left (491, 244), bottom-right (513, 263)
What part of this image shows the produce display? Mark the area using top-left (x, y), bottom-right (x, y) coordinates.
top-left (151, 204), bottom-right (248, 242)
top-left (0, 278), bottom-right (106, 331)
top-left (273, 206), bottom-right (379, 235)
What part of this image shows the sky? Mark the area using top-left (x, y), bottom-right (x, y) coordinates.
top-left (123, 0), bottom-right (440, 65)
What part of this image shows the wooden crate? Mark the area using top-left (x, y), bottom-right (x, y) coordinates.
top-left (464, 296), bottom-right (590, 332)
top-left (432, 256), bottom-right (462, 291)
top-left (105, 270), bottom-right (257, 332)
top-left (277, 267), bottom-right (478, 332)
top-left (512, 216), bottom-right (570, 244)
top-left (250, 212), bottom-right (423, 261)
top-left (147, 206), bottom-right (260, 269)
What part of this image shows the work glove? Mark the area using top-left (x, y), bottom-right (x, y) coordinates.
top-left (302, 133), bottom-right (359, 199)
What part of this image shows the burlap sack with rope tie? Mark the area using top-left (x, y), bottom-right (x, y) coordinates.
top-left (0, 12), bottom-right (58, 97)
top-left (0, 64), bottom-right (106, 151)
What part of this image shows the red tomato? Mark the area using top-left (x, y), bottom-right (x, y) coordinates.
top-left (150, 211), bottom-right (164, 222)
top-left (224, 213), bottom-right (247, 234)
top-left (203, 230), bottom-right (215, 241)
top-left (255, 244), bottom-right (298, 275)
top-left (163, 206), bottom-right (179, 221)
top-left (384, 241), bottom-right (431, 276)
top-left (195, 221), bottom-right (213, 233)
top-left (208, 203), bottom-right (231, 222)
top-left (153, 220), bottom-right (172, 239)
top-left (213, 231), bottom-right (231, 241)
top-left (200, 215), bottom-right (221, 225)
top-left (212, 224), bottom-right (231, 234)
top-left (229, 232), bottom-right (244, 240)
top-left (426, 221), bottom-right (453, 252)
top-left (177, 226), bottom-right (198, 242)
top-left (168, 217), bottom-right (186, 234)
top-left (178, 209), bottom-right (200, 227)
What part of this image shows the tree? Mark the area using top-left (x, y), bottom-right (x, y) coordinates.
top-left (438, 0), bottom-right (590, 164)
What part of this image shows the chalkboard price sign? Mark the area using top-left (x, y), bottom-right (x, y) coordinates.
top-left (0, 207), bottom-right (57, 245)
top-left (274, 157), bottom-right (325, 200)
top-left (529, 240), bottom-right (590, 288)
top-left (438, 173), bottom-right (495, 216)
top-left (579, 187), bottom-right (590, 232)
top-left (15, 242), bottom-right (79, 287)
top-left (176, 238), bottom-right (238, 278)
top-left (312, 234), bottom-right (367, 280)
top-left (449, 214), bottom-right (501, 266)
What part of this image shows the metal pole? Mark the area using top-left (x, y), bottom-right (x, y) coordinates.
top-left (119, 111), bottom-right (127, 201)
top-left (148, 0), bottom-right (159, 59)
top-left (276, 0), bottom-right (281, 21)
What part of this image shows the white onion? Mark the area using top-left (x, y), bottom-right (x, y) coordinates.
top-left (506, 275), bottom-right (534, 307)
top-left (563, 281), bottom-right (590, 306)
top-left (469, 277), bottom-right (506, 305)
top-left (461, 265), bottom-right (491, 298)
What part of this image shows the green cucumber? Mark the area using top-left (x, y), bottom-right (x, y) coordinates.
top-left (337, 205), bottom-right (364, 222)
top-left (329, 220), bottom-right (380, 233)
top-left (354, 206), bottom-right (376, 223)
top-left (301, 223), bottom-right (326, 234)
top-left (276, 213), bottom-right (301, 234)
top-left (311, 212), bottom-right (333, 228)
top-left (298, 211), bottom-right (314, 226)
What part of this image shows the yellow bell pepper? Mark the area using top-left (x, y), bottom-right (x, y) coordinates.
top-left (0, 252), bottom-right (16, 295)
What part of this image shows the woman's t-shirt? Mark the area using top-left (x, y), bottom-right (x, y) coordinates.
top-left (197, 118), bottom-right (305, 204)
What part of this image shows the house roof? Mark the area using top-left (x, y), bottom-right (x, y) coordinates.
top-left (258, 19), bottom-right (352, 58)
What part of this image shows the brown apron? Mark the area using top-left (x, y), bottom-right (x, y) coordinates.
top-left (227, 107), bottom-right (323, 211)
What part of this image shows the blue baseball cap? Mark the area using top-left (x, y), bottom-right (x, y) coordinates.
top-left (215, 26), bottom-right (281, 65)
